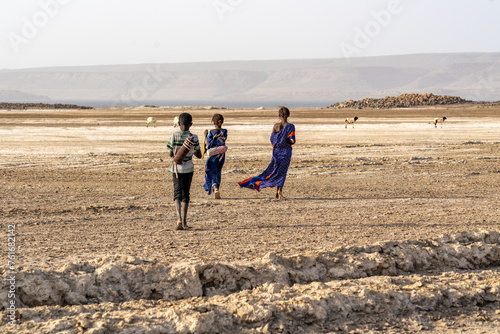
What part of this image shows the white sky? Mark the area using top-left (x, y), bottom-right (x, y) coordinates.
top-left (1, 0), bottom-right (499, 69)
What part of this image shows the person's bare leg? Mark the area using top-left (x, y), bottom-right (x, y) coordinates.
top-left (182, 201), bottom-right (189, 228)
top-left (175, 199), bottom-right (183, 229)
top-left (214, 185), bottom-right (221, 199)
top-left (277, 186), bottom-right (285, 200)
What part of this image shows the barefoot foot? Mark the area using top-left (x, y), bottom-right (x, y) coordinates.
top-left (214, 187), bottom-right (221, 199)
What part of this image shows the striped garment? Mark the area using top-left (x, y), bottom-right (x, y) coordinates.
top-left (166, 131), bottom-right (200, 174)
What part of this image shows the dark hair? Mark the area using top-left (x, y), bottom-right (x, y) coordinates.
top-left (178, 113), bottom-right (192, 126)
top-left (278, 106), bottom-right (290, 119)
top-left (212, 113), bottom-right (224, 127)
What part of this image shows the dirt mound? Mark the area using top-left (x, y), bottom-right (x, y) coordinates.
top-left (329, 93), bottom-right (470, 109)
top-left (11, 269), bottom-right (500, 333)
top-left (2, 231), bottom-right (499, 333)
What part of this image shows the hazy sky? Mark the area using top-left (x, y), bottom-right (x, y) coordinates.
top-left (1, 0), bottom-right (499, 69)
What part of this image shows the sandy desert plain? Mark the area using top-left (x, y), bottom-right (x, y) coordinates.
top-left (0, 104), bottom-right (499, 333)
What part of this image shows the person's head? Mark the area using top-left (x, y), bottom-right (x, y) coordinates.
top-left (178, 113), bottom-right (193, 130)
top-left (278, 106), bottom-right (290, 120)
top-left (212, 113), bottom-right (224, 128)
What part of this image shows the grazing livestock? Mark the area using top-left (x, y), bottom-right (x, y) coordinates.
top-left (173, 116), bottom-right (179, 127)
top-left (434, 117), bottom-right (447, 128)
top-left (345, 117), bottom-right (359, 128)
top-left (146, 117), bottom-right (157, 128)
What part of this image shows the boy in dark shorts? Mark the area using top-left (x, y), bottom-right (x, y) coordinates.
top-left (166, 113), bottom-right (202, 230)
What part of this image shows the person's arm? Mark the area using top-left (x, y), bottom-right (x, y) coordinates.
top-left (166, 134), bottom-right (175, 157)
top-left (288, 125), bottom-right (296, 145)
top-left (193, 135), bottom-right (202, 159)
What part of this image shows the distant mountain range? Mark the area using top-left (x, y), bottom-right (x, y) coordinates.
top-left (1, 53), bottom-right (499, 106)
top-left (0, 90), bottom-right (51, 103)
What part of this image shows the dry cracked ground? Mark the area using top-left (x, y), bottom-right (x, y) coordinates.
top-left (0, 105), bottom-right (499, 333)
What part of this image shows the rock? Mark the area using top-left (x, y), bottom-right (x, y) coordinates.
top-left (328, 93), bottom-right (471, 109)
top-left (0, 102), bottom-right (93, 110)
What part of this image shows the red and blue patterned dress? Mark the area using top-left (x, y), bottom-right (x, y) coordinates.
top-left (204, 129), bottom-right (227, 195)
top-left (239, 123), bottom-right (295, 191)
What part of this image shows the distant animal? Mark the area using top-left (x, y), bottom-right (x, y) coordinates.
top-left (173, 116), bottom-right (179, 127)
top-left (146, 117), bottom-right (157, 128)
top-left (434, 117), bottom-right (447, 128)
top-left (345, 117), bottom-right (359, 128)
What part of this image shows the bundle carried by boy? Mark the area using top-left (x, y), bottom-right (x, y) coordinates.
top-left (173, 135), bottom-right (194, 165)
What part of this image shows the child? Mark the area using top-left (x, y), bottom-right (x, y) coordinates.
top-left (166, 113), bottom-right (202, 230)
top-left (203, 113), bottom-right (227, 199)
top-left (239, 106), bottom-right (295, 199)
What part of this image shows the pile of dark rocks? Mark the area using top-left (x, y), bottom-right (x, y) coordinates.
top-left (0, 102), bottom-right (94, 110)
top-left (328, 93), bottom-right (470, 109)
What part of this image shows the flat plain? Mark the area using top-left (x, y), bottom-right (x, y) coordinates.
top-left (1, 105), bottom-right (499, 333)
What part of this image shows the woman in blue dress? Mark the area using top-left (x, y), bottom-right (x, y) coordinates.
top-left (204, 113), bottom-right (227, 199)
top-left (239, 106), bottom-right (295, 199)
